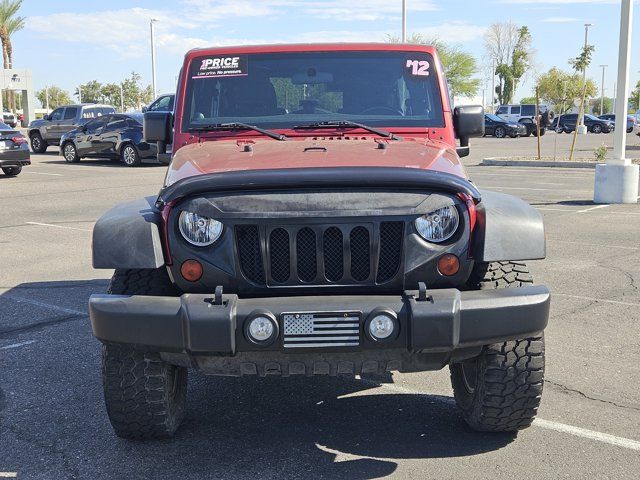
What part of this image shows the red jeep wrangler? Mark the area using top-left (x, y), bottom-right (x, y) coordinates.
top-left (89, 43), bottom-right (549, 439)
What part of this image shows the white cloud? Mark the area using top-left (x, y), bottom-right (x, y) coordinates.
top-left (413, 22), bottom-right (487, 43)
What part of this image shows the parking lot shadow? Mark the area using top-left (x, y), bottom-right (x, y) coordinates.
top-left (1, 281), bottom-right (515, 479)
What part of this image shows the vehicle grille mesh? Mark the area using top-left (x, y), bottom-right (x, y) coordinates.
top-left (236, 222), bottom-right (404, 287)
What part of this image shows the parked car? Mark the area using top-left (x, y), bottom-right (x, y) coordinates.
top-left (27, 104), bottom-right (116, 153)
top-left (496, 103), bottom-right (550, 136)
top-left (554, 113), bottom-right (615, 134)
top-left (0, 121), bottom-right (30, 176)
top-left (598, 114), bottom-right (635, 133)
top-left (143, 93), bottom-right (174, 113)
top-left (484, 113), bottom-right (526, 138)
top-left (3, 110), bottom-right (17, 128)
top-left (59, 113), bottom-right (158, 167)
top-left (89, 43), bottom-right (550, 440)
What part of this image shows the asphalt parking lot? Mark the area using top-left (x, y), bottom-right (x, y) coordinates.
top-left (1, 134), bottom-right (639, 479)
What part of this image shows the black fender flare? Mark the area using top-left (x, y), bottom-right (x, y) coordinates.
top-left (92, 196), bottom-right (165, 269)
top-left (473, 190), bottom-right (546, 262)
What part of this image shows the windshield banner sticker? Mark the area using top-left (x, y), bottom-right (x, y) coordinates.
top-left (406, 59), bottom-right (430, 77)
top-left (193, 56), bottom-right (248, 79)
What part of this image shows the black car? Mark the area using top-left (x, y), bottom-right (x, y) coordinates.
top-left (59, 113), bottom-right (158, 167)
top-left (0, 121), bottom-right (30, 177)
top-left (598, 114), bottom-right (635, 133)
top-left (483, 114), bottom-right (526, 138)
top-left (554, 113), bottom-right (615, 134)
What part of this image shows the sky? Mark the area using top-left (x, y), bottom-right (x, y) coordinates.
top-left (14, 0), bottom-right (640, 107)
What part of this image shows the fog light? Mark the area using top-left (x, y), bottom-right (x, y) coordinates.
top-left (437, 254), bottom-right (460, 276)
top-left (367, 312), bottom-right (397, 342)
top-left (181, 259), bottom-right (203, 282)
top-left (246, 314), bottom-right (277, 345)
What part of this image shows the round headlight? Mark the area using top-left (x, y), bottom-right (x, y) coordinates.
top-left (414, 205), bottom-right (459, 243)
top-left (178, 211), bottom-right (223, 246)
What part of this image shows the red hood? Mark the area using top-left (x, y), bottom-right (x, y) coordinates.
top-left (165, 136), bottom-right (467, 186)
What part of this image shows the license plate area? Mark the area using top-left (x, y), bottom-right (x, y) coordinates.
top-left (282, 311), bottom-right (361, 349)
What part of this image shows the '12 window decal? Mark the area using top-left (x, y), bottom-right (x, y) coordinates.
top-left (406, 60), bottom-right (430, 77)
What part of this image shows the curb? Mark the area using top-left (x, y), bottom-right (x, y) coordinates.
top-left (482, 158), bottom-right (597, 169)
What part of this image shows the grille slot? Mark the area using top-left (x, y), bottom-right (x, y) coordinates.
top-left (377, 222), bottom-right (404, 283)
top-left (269, 228), bottom-right (290, 283)
top-left (350, 226), bottom-right (371, 281)
top-left (296, 227), bottom-right (317, 282)
top-left (236, 225), bottom-right (265, 284)
top-left (323, 227), bottom-right (344, 282)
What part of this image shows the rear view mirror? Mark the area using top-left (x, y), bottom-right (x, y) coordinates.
top-left (292, 70), bottom-right (333, 85)
top-left (453, 105), bottom-right (484, 158)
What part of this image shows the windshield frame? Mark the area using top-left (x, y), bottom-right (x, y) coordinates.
top-left (179, 49), bottom-right (446, 135)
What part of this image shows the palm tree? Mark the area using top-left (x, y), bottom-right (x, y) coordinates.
top-left (0, 0), bottom-right (24, 112)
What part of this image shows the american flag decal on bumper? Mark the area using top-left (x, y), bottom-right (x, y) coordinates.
top-left (283, 312), bottom-right (361, 348)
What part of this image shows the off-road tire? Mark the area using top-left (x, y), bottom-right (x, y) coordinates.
top-left (450, 262), bottom-right (545, 432)
top-left (102, 268), bottom-right (185, 440)
top-left (2, 166), bottom-right (22, 176)
top-left (30, 131), bottom-right (47, 153)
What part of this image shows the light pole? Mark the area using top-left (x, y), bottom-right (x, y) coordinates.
top-left (593, 0), bottom-right (638, 204)
top-left (491, 59), bottom-right (496, 113)
top-left (599, 65), bottom-right (607, 115)
top-left (45, 85), bottom-right (49, 111)
top-left (578, 23), bottom-right (592, 131)
top-left (120, 83), bottom-right (125, 112)
top-left (401, 0), bottom-right (406, 43)
top-left (150, 18), bottom-right (158, 100)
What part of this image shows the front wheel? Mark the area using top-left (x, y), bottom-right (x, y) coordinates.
top-left (63, 142), bottom-right (79, 163)
top-left (450, 261), bottom-right (544, 432)
top-left (2, 166), bottom-right (22, 176)
top-left (494, 127), bottom-right (506, 139)
top-left (30, 132), bottom-right (48, 153)
top-left (592, 124), bottom-right (603, 134)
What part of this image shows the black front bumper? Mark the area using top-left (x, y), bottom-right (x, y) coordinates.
top-left (89, 286), bottom-right (550, 375)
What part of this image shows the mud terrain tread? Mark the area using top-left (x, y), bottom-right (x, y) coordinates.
top-left (103, 268), bottom-right (185, 439)
top-left (450, 261), bottom-right (544, 432)
top-left (108, 268), bottom-right (180, 296)
top-left (102, 345), bottom-right (187, 439)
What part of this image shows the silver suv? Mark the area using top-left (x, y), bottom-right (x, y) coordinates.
top-left (27, 104), bottom-right (115, 153)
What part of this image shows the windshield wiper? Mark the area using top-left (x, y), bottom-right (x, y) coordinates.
top-left (189, 122), bottom-right (287, 141)
top-left (293, 121), bottom-right (402, 140)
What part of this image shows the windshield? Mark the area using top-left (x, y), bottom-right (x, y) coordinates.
top-left (485, 114), bottom-right (503, 122)
top-left (182, 51), bottom-right (444, 132)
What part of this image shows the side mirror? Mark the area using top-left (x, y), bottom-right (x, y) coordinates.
top-left (43, 114), bottom-right (50, 121)
top-left (142, 106), bottom-right (148, 113)
top-left (453, 105), bottom-right (484, 158)
top-left (144, 111), bottom-right (173, 143)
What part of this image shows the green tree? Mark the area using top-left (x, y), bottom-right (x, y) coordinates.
top-left (590, 97), bottom-right (613, 116)
top-left (537, 67), bottom-right (597, 114)
top-left (484, 23), bottom-right (533, 105)
top-left (75, 80), bottom-right (103, 103)
top-left (36, 86), bottom-right (71, 109)
top-left (0, 0), bottom-right (25, 111)
top-left (629, 80), bottom-right (640, 112)
top-left (520, 96), bottom-right (537, 105)
top-left (387, 33), bottom-right (480, 98)
top-left (569, 44), bottom-right (595, 73)
top-left (101, 83), bottom-right (122, 110)
top-left (121, 72), bottom-right (152, 110)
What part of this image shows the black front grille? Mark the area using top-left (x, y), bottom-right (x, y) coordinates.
top-left (236, 222), bottom-right (404, 287)
top-left (269, 228), bottom-right (290, 283)
top-left (236, 225), bottom-right (265, 284)
top-left (377, 222), bottom-right (404, 282)
top-left (350, 226), bottom-right (370, 281)
top-left (323, 227), bottom-right (344, 282)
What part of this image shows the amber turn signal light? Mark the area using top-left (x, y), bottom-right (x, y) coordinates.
top-left (181, 259), bottom-right (203, 282)
top-left (437, 254), bottom-right (460, 276)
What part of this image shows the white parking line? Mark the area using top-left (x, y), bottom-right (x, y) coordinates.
top-left (578, 204), bottom-right (610, 213)
top-left (23, 171), bottom-right (62, 177)
top-left (0, 473), bottom-right (17, 478)
top-left (2, 294), bottom-right (86, 316)
top-left (357, 380), bottom-right (640, 452)
top-left (533, 418), bottom-right (640, 452)
top-left (0, 340), bottom-right (36, 350)
top-left (26, 222), bottom-right (91, 232)
top-left (555, 293), bottom-right (640, 307)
